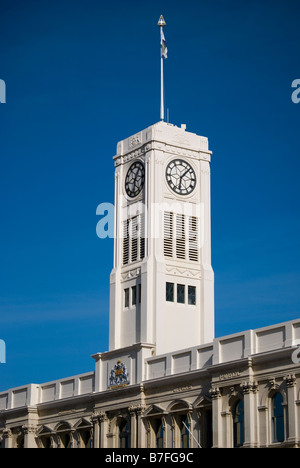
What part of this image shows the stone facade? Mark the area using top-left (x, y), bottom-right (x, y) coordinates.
top-left (0, 319), bottom-right (299, 448)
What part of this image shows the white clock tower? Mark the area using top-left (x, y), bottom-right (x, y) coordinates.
top-left (109, 121), bottom-right (214, 356)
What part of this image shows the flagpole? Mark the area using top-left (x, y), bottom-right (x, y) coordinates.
top-left (158, 15), bottom-right (166, 121)
top-left (161, 50), bottom-right (164, 121)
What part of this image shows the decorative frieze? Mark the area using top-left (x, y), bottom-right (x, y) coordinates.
top-left (121, 268), bottom-right (141, 282)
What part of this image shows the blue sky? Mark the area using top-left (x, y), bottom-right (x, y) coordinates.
top-left (0, 0), bottom-right (299, 391)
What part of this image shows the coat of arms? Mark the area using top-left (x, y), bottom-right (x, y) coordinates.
top-left (109, 360), bottom-right (129, 388)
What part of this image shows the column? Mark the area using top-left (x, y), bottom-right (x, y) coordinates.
top-left (99, 411), bottom-right (108, 448)
top-left (3, 429), bottom-right (13, 449)
top-left (258, 406), bottom-right (269, 447)
top-left (129, 406), bottom-right (137, 448)
top-left (240, 381), bottom-right (258, 448)
top-left (136, 405), bottom-right (146, 448)
top-left (210, 386), bottom-right (223, 448)
top-left (284, 374), bottom-right (298, 445)
top-left (23, 425), bottom-right (38, 449)
top-left (92, 413), bottom-right (101, 449)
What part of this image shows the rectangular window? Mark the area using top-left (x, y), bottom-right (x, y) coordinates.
top-left (132, 286), bottom-right (137, 306)
top-left (188, 286), bottom-right (196, 305)
top-left (124, 288), bottom-right (129, 308)
top-left (177, 284), bottom-right (185, 304)
top-left (138, 283), bottom-right (141, 304)
top-left (166, 282), bottom-right (174, 302)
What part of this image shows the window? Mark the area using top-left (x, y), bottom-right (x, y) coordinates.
top-left (119, 420), bottom-right (130, 449)
top-left (188, 286), bottom-right (196, 305)
top-left (155, 419), bottom-right (164, 448)
top-left (166, 283), bottom-right (196, 305)
top-left (271, 393), bottom-right (285, 443)
top-left (80, 430), bottom-right (92, 449)
top-left (166, 282), bottom-right (174, 302)
top-left (180, 415), bottom-right (190, 448)
top-left (138, 283), bottom-right (141, 303)
top-left (132, 286), bottom-right (137, 306)
top-left (124, 288), bottom-right (129, 308)
top-left (177, 284), bottom-right (185, 304)
top-left (203, 409), bottom-right (213, 449)
top-left (233, 400), bottom-right (244, 448)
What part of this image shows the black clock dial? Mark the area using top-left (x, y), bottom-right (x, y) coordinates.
top-left (166, 159), bottom-right (196, 195)
top-left (125, 161), bottom-right (145, 198)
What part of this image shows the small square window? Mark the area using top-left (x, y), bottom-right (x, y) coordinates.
top-left (132, 286), bottom-right (137, 306)
top-left (124, 288), bottom-right (129, 308)
top-left (188, 286), bottom-right (196, 305)
top-left (166, 282), bottom-right (174, 302)
top-left (177, 284), bottom-right (185, 304)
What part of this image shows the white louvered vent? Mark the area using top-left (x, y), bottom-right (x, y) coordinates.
top-left (176, 214), bottom-right (186, 260)
top-left (188, 216), bottom-right (199, 262)
top-left (164, 211), bottom-right (173, 258)
top-left (163, 212), bottom-right (199, 263)
top-left (123, 219), bottom-right (129, 265)
top-left (131, 216), bottom-right (138, 262)
top-left (122, 214), bottom-right (145, 266)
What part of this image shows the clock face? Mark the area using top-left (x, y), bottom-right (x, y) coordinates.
top-left (166, 159), bottom-right (196, 195)
top-left (125, 161), bottom-right (145, 198)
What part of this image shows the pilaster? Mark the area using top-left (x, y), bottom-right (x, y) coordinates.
top-left (209, 386), bottom-right (223, 448)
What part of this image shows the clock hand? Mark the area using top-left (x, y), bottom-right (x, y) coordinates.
top-left (181, 168), bottom-right (190, 179)
top-left (178, 169), bottom-right (190, 189)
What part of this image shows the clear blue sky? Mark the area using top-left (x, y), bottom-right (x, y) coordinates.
top-left (0, 0), bottom-right (299, 391)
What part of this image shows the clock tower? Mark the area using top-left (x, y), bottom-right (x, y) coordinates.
top-left (109, 121), bottom-right (214, 355)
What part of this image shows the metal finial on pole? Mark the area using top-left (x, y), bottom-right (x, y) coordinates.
top-left (158, 15), bottom-right (167, 121)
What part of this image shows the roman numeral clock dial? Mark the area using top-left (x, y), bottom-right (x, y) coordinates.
top-left (166, 159), bottom-right (196, 195)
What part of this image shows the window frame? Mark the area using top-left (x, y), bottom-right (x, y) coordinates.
top-left (166, 282), bottom-right (174, 302)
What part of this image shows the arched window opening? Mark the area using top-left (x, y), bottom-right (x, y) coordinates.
top-left (271, 392), bottom-right (285, 443)
top-left (119, 419), bottom-right (130, 448)
top-left (40, 435), bottom-right (52, 449)
top-left (16, 434), bottom-right (24, 449)
top-left (60, 432), bottom-right (71, 448)
top-left (179, 415), bottom-right (190, 449)
top-left (233, 400), bottom-right (244, 448)
top-left (56, 424), bottom-right (72, 449)
top-left (80, 429), bottom-right (92, 449)
top-left (203, 409), bottom-right (213, 449)
top-left (154, 419), bottom-right (164, 448)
